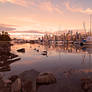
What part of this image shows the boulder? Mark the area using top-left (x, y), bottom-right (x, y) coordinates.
top-left (36, 72), bottom-right (56, 85)
top-left (19, 69), bottom-right (40, 92)
top-left (11, 78), bottom-right (22, 92)
top-left (9, 75), bottom-right (19, 83)
top-left (0, 74), bottom-right (10, 92)
top-left (81, 78), bottom-right (92, 92)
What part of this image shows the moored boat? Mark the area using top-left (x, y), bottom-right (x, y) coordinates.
top-left (80, 36), bottom-right (92, 45)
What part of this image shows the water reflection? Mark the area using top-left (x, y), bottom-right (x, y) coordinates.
top-left (1, 43), bottom-right (92, 92)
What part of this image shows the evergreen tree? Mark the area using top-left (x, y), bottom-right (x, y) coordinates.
top-left (0, 31), bottom-right (11, 41)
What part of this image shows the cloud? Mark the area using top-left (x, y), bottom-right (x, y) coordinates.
top-left (0, 24), bottom-right (16, 31)
top-left (65, 1), bottom-right (92, 14)
top-left (0, 0), bottom-right (63, 14)
top-left (38, 1), bottom-right (63, 14)
top-left (0, 0), bottom-right (33, 7)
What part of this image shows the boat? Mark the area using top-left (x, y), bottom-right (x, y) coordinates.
top-left (80, 15), bottom-right (92, 46)
top-left (80, 36), bottom-right (92, 45)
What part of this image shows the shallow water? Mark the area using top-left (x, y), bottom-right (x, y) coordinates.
top-left (1, 43), bottom-right (92, 92)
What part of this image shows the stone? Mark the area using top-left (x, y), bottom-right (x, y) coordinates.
top-left (36, 72), bottom-right (56, 85)
top-left (17, 48), bottom-right (25, 53)
top-left (81, 78), bottom-right (92, 92)
top-left (11, 78), bottom-right (22, 92)
top-left (0, 74), bottom-right (10, 92)
top-left (9, 75), bottom-right (18, 83)
top-left (19, 69), bottom-right (40, 92)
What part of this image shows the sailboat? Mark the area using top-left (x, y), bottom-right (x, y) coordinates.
top-left (80, 15), bottom-right (92, 45)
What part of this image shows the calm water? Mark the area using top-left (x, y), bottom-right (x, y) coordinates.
top-left (2, 43), bottom-right (92, 92)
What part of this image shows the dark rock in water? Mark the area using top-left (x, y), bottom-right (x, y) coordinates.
top-left (17, 48), bottom-right (25, 53)
top-left (81, 78), bottom-right (92, 92)
top-left (43, 51), bottom-right (47, 53)
top-left (36, 50), bottom-right (39, 52)
top-left (0, 66), bottom-right (11, 72)
top-left (19, 69), bottom-right (40, 92)
top-left (41, 51), bottom-right (48, 56)
top-left (34, 48), bottom-right (36, 50)
top-left (9, 75), bottom-right (19, 83)
top-left (11, 78), bottom-right (22, 92)
top-left (41, 53), bottom-right (47, 56)
top-left (4, 79), bottom-right (12, 87)
top-left (36, 72), bottom-right (56, 85)
top-left (0, 74), bottom-right (10, 92)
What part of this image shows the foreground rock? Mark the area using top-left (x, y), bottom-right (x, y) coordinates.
top-left (11, 76), bottom-right (22, 92)
top-left (81, 78), bottom-right (92, 92)
top-left (36, 72), bottom-right (56, 85)
top-left (17, 48), bottom-right (25, 53)
top-left (0, 74), bottom-right (10, 92)
top-left (19, 69), bottom-right (40, 92)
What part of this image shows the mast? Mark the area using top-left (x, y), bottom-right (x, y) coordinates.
top-left (90, 15), bottom-right (92, 36)
top-left (83, 21), bottom-right (86, 36)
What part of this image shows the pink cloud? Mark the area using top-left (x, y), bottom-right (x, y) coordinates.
top-left (0, 0), bottom-right (63, 14)
top-left (0, 0), bottom-right (34, 7)
top-left (38, 1), bottom-right (63, 14)
top-left (65, 1), bottom-right (92, 14)
top-left (0, 24), bottom-right (16, 31)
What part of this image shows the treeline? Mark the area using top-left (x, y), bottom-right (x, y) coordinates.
top-left (0, 31), bottom-right (11, 41)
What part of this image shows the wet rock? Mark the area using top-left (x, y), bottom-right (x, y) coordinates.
top-left (11, 77), bottom-right (22, 92)
top-left (34, 48), bottom-right (36, 50)
top-left (17, 48), bottom-right (25, 53)
top-left (0, 74), bottom-right (5, 87)
top-left (19, 69), bottom-right (40, 92)
top-left (36, 72), bottom-right (56, 85)
top-left (9, 75), bottom-right (19, 83)
top-left (0, 74), bottom-right (10, 92)
top-left (3, 79), bottom-right (12, 87)
top-left (43, 51), bottom-right (47, 53)
top-left (81, 78), bottom-right (92, 92)
top-left (36, 49), bottom-right (39, 52)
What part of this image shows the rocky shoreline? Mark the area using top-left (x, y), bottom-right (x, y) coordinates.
top-left (0, 69), bottom-right (56, 92)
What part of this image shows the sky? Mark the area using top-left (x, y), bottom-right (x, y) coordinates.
top-left (0, 0), bottom-right (92, 32)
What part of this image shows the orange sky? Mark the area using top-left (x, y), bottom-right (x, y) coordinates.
top-left (0, 0), bottom-right (92, 32)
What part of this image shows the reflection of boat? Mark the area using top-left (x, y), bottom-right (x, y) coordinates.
top-left (82, 46), bottom-right (92, 54)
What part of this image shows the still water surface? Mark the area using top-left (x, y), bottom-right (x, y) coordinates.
top-left (2, 43), bottom-right (92, 92)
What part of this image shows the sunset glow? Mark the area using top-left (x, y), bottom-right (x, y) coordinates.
top-left (0, 0), bottom-right (92, 32)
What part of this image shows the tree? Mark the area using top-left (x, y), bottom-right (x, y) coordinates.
top-left (0, 31), bottom-right (11, 41)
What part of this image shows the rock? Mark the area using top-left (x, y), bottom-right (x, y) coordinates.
top-left (43, 51), bottom-right (47, 53)
top-left (36, 72), bottom-right (56, 85)
top-left (17, 48), bottom-right (25, 53)
top-left (36, 50), bottom-right (39, 52)
top-left (19, 69), bottom-right (40, 92)
top-left (11, 78), bottom-right (22, 92)
top-left (0, 74), bottom-right (10, 92)
top-left (34, 48), bottom-right (36, 50)
top-left (9, 75), bottom-right (19, 83)
top-left (3, 79), bottom-right (12, 87)
top-left (81, 78), bottom-right (92, 92)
